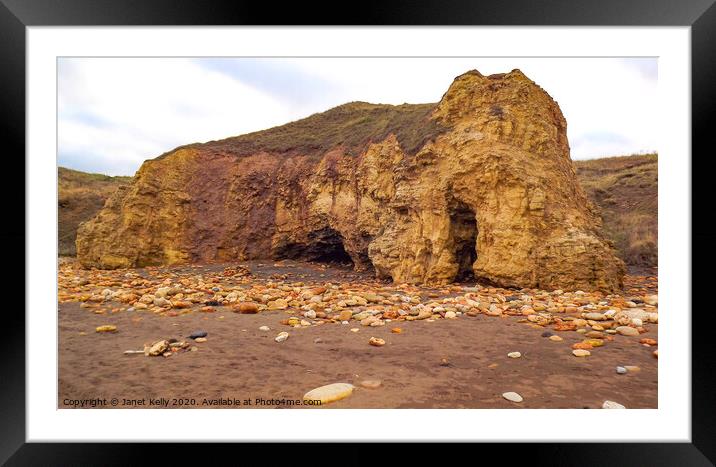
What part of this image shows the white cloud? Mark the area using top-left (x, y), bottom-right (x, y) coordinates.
top-left (58, 57), bottom-right (657, 175)
top-left (58, 58), bottom-right (292, 175)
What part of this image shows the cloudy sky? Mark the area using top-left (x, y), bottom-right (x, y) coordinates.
top-left (58, 57), bottom-right (657, 176)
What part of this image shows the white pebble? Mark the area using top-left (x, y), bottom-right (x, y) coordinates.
top-left (602, 400), bottom-right (626, 409)
top-left (274, 332), bottom-right (289, 343)
top-left (502, 392), bottom-right (523, 402)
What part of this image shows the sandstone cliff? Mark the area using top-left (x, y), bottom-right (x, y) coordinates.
top-left (77, 69), bottom-right (625, 291)
top-left (59, 167), bottom-right (131, 256)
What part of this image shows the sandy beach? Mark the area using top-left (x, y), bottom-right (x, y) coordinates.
top-left (58, 260), bottom-right (657, 409)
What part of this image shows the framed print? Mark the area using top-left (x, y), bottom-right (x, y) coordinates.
top-left (5, 0), bottom-right (715, 463)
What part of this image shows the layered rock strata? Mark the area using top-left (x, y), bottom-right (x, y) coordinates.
top-left (77, 69), bottom-right (625, 291)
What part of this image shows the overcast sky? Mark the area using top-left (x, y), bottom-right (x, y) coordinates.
top-left (58, 57), bottom-right (657, 176)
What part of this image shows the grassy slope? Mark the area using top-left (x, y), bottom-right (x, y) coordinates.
top-left (574, 153), bottom-right (658, 268)
top-left (159, 102), bottom-right (446, 159)
top-left (58, 167), bottom-right (132, 256)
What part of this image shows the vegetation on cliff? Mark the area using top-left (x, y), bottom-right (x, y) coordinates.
top-left (574, 153), bottom-right (657, 268)
top-left (160, 102), bottom-right (447, 159)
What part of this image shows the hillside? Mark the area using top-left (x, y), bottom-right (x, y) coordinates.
top-left (574, 153), bottom-right (658, 268)
top-left (58, 167), bottom-right (132, 256)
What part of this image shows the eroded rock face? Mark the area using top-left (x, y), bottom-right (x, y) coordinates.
top-left (77, 69), bottom-right (625, 291)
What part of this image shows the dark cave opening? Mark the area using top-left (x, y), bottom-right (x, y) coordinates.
top-left (449, 201), bottom-right (478, 282)
top-left (275, 227), bottom-right (354, 266)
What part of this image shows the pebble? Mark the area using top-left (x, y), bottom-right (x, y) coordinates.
top-left (583, 312), bottom-right (606, 321)
top-left (303, 383), bottom-right (355, 404)
top-left (259, 325), bottom-right (270, 331)
top-left (236, 302), bottom-right (259, 314)
top-left (616, 366), bottom-right (627, 374)
top-left (549, 335), bottom-right (563, 342)
top-left (541, 331), bottom-right (554, 337)
top-left (304, 310), bottom-right (316, 319)
top-left (350, 328), bottom-right (360, 333)
top-left (507, 352), bottom-right (522, 358)
top-left (444, 311), bottom-right (457, 319)
top-left (146, 340), bottom-right (169, 356)
top-left (267, 299), bottom-right (288, 310)
top-left (189, 330), bottom-right (207, 339)
top-left (602, 400), bottom-right (626, 409)
top-left (572, 349), bottom-right (591, 357)
top-left (153, 297), bottom-right (170, 307)
top-left (644, 294), bottom-right (658, 306)
top-left (95, 325), bottom-right (117, 333)
top-left (502, 392), bottom-right (523, 403)
top-left (360, 379), bottom-right (382, 389)
top-left (275, 332), bottom-right (289, 343)
top-left (194, 337), bottom-right (207, 343)
top-left (338, 310), bottom-right (353, 322)
top-left (368, 337), bottom-right (385, 347)
top-left (624, 365), bottom-right (641, 372)
top-left (583, 339), bottom-right (604, 347)
top-left (391, 327), bottom-right (403, 333)
top-left (615, 326), bottom-right (640, 336)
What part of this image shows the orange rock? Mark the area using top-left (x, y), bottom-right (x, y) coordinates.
top-left (382, 310), bottom-right (399, 320)
top-left (640, 338), bottom-right (657, 346)
top-left (368, 337), bottom-right (385, 347)
top-left (235, 302), bottom-right (259, 314)
top-left (554, 323), bottom-right (577, 332)
top-left (572, 342), bottom-right (593, 350)
top-left (199, 306), bottom-right (215, 313)
top-left (390, 327), bottom-right (403, 334)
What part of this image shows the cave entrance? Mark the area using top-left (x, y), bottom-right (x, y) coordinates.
top-left (309, 228), bottom-right (353, 265)
top-left (449, 201), bottom-right (478, 282)
top-left (276, 227), bottom-right (353, 266)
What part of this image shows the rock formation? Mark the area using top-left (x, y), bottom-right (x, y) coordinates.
top-left (76, 69), bottom-right (625, 291)
top-left (59, 167), bottom-right (131, 256)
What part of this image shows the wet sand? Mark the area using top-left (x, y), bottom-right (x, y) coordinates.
top-left (58, 262), bottom-right (657, 409)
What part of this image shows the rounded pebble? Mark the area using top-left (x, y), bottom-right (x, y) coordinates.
top-left (502, 391), bottom-right (523, 403)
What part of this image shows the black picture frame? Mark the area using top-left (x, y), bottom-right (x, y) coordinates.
top-left (3, 0), bottom-right (714, 464)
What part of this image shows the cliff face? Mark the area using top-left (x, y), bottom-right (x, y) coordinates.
top-left (76, 69), bottom-right (625, 291)
top-left (58, 167), bottom-right (132, 256)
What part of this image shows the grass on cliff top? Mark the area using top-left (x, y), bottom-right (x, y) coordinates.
top-left (162, 101), bottom-right (447, 159)
top-left (59, 167), bottom-right (133, 187)
top-left (574, 153), bottom-right (658, 268)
